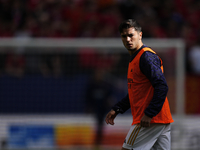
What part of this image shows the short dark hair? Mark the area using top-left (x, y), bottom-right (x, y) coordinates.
top-left (119, 19), bottom-right (142, 33)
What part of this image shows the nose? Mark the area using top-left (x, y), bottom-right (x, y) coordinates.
top-left (126, 36), bottom-right (131, 42)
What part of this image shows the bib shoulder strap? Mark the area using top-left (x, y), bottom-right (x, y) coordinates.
top-left (142, 47), bottom-right (156, 54)
top-left (142, 47), bottom-right (164, 72)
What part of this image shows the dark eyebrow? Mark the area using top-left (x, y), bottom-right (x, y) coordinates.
top-left (128, 34), bottom-right (133, 37)
top-left (121, 34), bottom-right (133, 37)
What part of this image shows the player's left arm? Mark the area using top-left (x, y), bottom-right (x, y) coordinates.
top-left (140, 51), bottom-right (168, 119)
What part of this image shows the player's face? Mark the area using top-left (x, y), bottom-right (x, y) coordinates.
top-left (120, 27), bottom-right (143, 54)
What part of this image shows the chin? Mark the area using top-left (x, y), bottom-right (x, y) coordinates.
top-left (128, 48), bottom-right (134, 51)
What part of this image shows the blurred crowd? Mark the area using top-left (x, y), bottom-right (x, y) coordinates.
top-left (0, 0), bottom-right (199, 129)
top-left (0, 0), bottom-right (200, 73)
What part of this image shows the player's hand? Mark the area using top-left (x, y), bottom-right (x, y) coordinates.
top-left (140, 114), bottom-right (152, 127)
top-left (105, 109), bottom-right (117, 125)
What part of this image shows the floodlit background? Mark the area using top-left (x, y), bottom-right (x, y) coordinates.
top-left (0, 0), bottom-right (199, 150)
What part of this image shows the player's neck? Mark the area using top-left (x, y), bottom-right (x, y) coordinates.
top-left (128, 42), bottom-right (143, 56)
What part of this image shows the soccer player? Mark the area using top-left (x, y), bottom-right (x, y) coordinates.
top-left (105, 19), bottom-right (174, 150)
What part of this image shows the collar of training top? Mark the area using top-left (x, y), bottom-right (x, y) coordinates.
top-left (129, 45), bottom-right (147, 62)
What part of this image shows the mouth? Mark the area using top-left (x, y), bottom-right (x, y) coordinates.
top-left (127, 44), bottom-right (133, 47)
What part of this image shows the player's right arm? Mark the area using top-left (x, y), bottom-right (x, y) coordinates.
top-left (105, 94), bottom-right (130, 125)
top-left (105, 109), bottom-right (117, 125)
top-left (112, 94), bottom-right (130, 114)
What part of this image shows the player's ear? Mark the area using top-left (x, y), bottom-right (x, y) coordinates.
top-left (139, 32), bottom-right (142, 40)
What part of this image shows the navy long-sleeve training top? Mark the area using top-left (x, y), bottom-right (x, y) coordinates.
top-left (112, 45), bottom-right (168, 118)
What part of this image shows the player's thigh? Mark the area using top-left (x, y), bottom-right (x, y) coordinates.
top-left (151, 124), bottom-right (171, 150)
top-left (123, 124), bottom-right (167, 150)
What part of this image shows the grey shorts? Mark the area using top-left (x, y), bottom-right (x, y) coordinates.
top-left (122, 123), bottom-right (171, 150)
